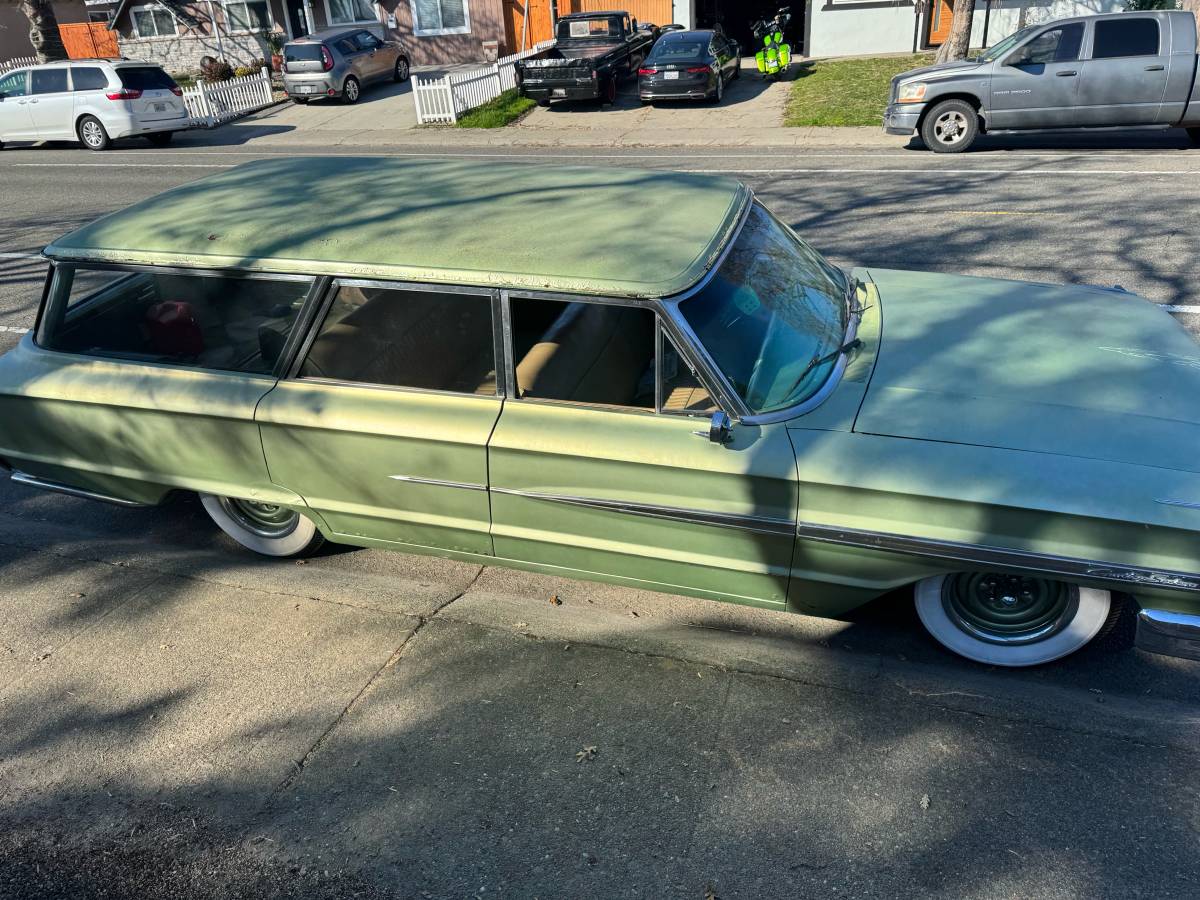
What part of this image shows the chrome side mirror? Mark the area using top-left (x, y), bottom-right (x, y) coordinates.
top-left (693, 411), bottom-right (734, 444)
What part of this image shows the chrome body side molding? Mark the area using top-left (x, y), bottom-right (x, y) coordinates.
top-left (1136, 608), bottom-right (1200, 662)
top-left (489, 487), bottom-right (796, 536)
top-left (10, 471), bottom-right (151, 508)
top-left (795, 521), bottom-right (1200, 594)
top-left (388, 474), bottom-right (487, 491)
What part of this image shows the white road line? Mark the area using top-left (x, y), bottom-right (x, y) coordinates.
top-left (0, 325), bottom-right (29, 334)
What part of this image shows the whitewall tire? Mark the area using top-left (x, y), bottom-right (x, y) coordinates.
top-left (200, 494), bottom-right (323, 558)
top-left (915, 573), bottom-right (1112, 667)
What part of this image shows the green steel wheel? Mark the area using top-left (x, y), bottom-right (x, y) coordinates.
top-left (915, 573), bottom-right (1112, 666)
top-left (200, 493), bottom-right (324, 558)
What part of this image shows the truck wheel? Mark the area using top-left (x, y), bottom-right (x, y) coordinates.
top-left (537, 99), bottom-right (550, 107)
top-left (920, 99), bottom-right (979, 153)
top-left (602, 77), bottom-right (617, 105)
top-left (1187, 126), bottom-right (1200, 146)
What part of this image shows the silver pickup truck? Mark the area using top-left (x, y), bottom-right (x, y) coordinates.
top-left (884, 10), bottom-right (1200, 152)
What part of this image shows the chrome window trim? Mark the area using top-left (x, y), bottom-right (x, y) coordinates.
top-left (490, 486), bottom-right (796, 536)
top-left (290, 376), bottom-right (503, 403)
top-left (796, 521), bottom-right (1200, 594)
top-left (41, 258), bottom-right (316, 283)
top-left (499, 290), bottom-right (517, 399)
top-left (273, 275), bottom-right (333, 379)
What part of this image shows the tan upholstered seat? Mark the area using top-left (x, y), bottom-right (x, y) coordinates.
top-left (515, 302), bottom-right (653, 407)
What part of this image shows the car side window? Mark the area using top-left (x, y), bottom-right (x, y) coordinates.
top-left (1011, 24), bottom-right (1083, 66)
top-left (30, 69), bottom-right (69, 95)
top-left (1092, 19), bottom-right (1159, 59)
top-left (335, 38), bottom-right (357, 54)
top-left (510, 297), bottom-right (656, 410)
top-left (38, 266), bottom-right (313, 375)
top-left (300, 284), bottom-right (498, 395)
top-left (0, 70), bottom-right (27, 97)
top-left (71, 66), bottom-right (110, 92)
top-left (354, 31), bottom-right (379, 50)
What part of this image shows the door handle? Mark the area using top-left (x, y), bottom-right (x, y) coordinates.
top-left (1145, 64), bottom-right (1165, 71)
top-left (1055, 70), bottom-right (1077, 77)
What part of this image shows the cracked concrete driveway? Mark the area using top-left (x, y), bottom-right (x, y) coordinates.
top-left (1, 476), bottom-right (1198, 899)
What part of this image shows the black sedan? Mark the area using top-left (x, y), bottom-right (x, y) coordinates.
top-left (637, 29), bottom-right (740, 104)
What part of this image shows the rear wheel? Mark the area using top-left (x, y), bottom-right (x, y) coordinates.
top-left (77, 115), bottom-right (110, 151)
top-left (602, 76), bottom-right (617, 105)
top-left (342, 75), bottom-right (361, 104)
top-left (200, 493), bottom-right (324, 558)
top-left (915, 573), bottom-right (1113, 666)
top-left (146, 131), bottom-right (173, 146)
top-left (394, 56), bottom-right (410, 83)
top-left (709, 74), bottom-right (724, 104)
top-left (920, 99), bottom-right (979, 153)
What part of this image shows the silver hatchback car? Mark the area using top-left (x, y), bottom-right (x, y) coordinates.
top-left (282, 28), bottom-right (410, 104)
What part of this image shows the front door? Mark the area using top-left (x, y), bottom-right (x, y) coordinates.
top-left (1076, 16), bottom-right (1169, 127)
top-left (256, 280), bottom-right (502, 554)
top-left (488, 296), bottom-right (799, 608)
top-left (0, 70), bottom-right (37, 141)
top-left (987, 22), bottom-right (1085, 130)
top-left (286, 0), bottom-right (309, 38)
top-left (928, 0), bottom-right (953, 46)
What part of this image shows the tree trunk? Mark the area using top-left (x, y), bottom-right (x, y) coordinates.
top-left (934, 0), bottom-right (976, 63)
top-left (15, 0), bottom-right (69, 63)
top-left (1182, 0), bottom-right (1200, 42)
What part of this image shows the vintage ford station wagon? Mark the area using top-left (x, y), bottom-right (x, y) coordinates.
top-left (2, 157), bottom-right (1199, 668)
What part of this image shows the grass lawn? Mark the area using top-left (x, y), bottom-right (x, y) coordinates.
top-left (456, 89), bottom-right (536, 128)
top-left (784, 53), bottom-right (934, 127)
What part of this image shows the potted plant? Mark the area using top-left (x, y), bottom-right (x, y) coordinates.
top-left (266, 32), bottom-right (284, 73)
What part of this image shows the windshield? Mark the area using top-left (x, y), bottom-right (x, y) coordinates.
top-left (977, 26), bottom-right (1037, 62)
top-left (679, 202), bottom-right (848, 414)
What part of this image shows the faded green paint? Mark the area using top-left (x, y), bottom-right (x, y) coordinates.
top-left (43, 158), bottom-right (749, 300)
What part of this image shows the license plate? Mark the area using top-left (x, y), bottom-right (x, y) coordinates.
top-left (296, 85), bottom-right (314, 94)
top-left (152, 102), bottom-right (166, 112)
top-left (665, 71), bottom-right (679, 80)
top-left (552, 88), bottom-right (566, 97)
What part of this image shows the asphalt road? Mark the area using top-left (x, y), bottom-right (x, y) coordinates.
top-left (1, 139), bottom-right (1199, 899)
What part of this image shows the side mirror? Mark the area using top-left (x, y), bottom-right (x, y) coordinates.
top-left (693, 411), bottom-right (734, 444)
top-left (632, 17), bottom-right (638, 30)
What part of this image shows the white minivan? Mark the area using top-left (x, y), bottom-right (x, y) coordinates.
top-left (0, 59), bottom-right (189, 151)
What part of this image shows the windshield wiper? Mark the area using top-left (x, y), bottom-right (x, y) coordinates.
top-left (784, 337), bottom-right (863, 400)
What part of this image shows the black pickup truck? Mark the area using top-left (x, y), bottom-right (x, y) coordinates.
top-left (517, 11), bottom-right (656, 106)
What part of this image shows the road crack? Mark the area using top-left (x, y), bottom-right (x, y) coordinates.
top-left (271, 566), bottom-right (486, 795)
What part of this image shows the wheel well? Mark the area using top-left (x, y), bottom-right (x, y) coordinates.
top-left (918, 94), bottom-right (984, 132)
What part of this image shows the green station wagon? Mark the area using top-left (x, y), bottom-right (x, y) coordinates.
top-left (2, 157), bottom-right (1199, 668)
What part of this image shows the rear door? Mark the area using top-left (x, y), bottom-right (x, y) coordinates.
top-left (114, 65), bottom-right (187, 124)
top-left (1077, 17), bottom-right (1168, 126)
top-left (0, 70), bottom-right (37, 141)
top-left (28, 67), bottom-right (75, 139)
top-left (257, 280), bottom-right (502, 554)
top-left (987, 22), bottom-right (1084, 130)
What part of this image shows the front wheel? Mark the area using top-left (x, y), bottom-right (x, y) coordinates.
top-left (77, 115), bottom-right (111, 151)
top-left (200, 494), bottom-right (324, 558)
top-left (394, 56), bottom-right (410, 83)
top-left (915, 573), bottom-right (1115, 666)
top-left (920, 99), bottom-right (979, 153)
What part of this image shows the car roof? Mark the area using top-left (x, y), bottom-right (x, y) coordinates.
top-left (44, 158), bottom-right (750, 300)
top-left (289, 28), bottom-right (364, 43)
top-left (658, 30), bottom-right (715, 40)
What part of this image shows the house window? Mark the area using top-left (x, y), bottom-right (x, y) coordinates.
top-left (410, 0), bottom-right (470, 36)
top-left (327, 0), bottom-right (377, 25)
top-left (131, 4), bottom-right (178, 38)
top-left (224, 0), bottom-right (271, 32)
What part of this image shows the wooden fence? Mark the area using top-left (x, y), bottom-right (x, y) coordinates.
top-left (413, 40), bottom-right (554, 125)
top-left (182, 68), bottom-right (275, 128)
top-left (0, 56), bottom-right (38, 75)
top-left (58, 22), bottom-right (120, 59)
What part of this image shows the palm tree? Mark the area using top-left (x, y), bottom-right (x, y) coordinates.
top-left (8, 0), bottom-right (69, 62)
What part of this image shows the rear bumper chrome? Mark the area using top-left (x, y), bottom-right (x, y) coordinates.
top-left (1136, 608), bottom-right (1200, 662)
top-left (10, 471), bottom-right (150, 508)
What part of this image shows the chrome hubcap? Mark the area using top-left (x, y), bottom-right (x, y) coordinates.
top-left (934, 111), bottom-right (967, 144)
top-left (82, 122), bottom-right (103, 145)
top-left (397, 61), bottom-right (408, 79)
top-left (218, 497), bottom-right (300, 539)
top-left (347, 80), bottom-right (358, 100)
top-left (942, 573), bottom-right (1078, 645)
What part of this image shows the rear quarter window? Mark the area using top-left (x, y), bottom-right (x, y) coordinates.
top-left (71, 66), bottom-right (111, 91)
top-left (117, 66), bottom-right (180, 91)
top-left (1092, 19), bottom-right (1159, 59)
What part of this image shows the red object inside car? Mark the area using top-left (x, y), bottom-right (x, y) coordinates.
top-left (145, 301), bottom-right (204, 357)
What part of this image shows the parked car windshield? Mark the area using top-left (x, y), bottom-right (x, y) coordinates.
top-left (976, 26), bottom-right (1037, 62)
top-left (117, 66), bottom-right (178, 91)
top-left (679, 202), bottom-right (848, 414)
top-left (648, 39), bottom-right (708, 62)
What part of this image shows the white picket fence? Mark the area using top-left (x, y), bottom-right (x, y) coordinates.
top-left (182, 67), bottom-right (275, 128)
top-left (413, 40), bottom-right (555, 125)
top-left (0, 55), bottom-right (38, 75)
